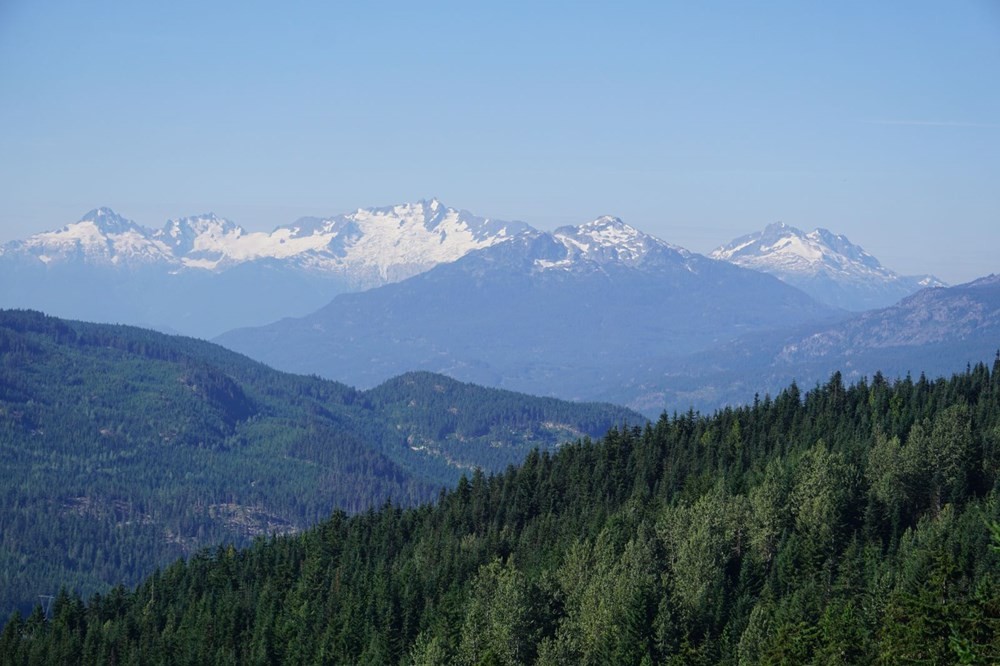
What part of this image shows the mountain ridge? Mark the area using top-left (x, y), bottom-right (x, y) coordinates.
top-left (2, 202), bottom-right (945, 339)
top-left (2, 199), bottom-right (529, 284)
top-left (0, 201), bottom-right (532, 337)
top-left (710, 221), bottom-right (944, 310)
top-left (615, 273), bottom-right (1000, 414)
top-left (8, 358), bottom-right (1000, 662)
top-left (216, 221), bottom-right (840, 404)
top-left (0, 308), bottom-right (640, 618)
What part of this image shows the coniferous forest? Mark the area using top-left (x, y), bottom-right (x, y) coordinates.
top-left (2, 1), bottom-right (995, 663)
top-left (0, 310), bottom-right (637, 623)
top-left (3, 353), bottom-right (1000, 664)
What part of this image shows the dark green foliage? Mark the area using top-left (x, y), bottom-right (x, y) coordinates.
top-left (4, 311), bottom-right (1000, 662)
top-left (0, 310), bottom-right (636, 621)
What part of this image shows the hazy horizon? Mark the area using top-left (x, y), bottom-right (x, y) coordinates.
top-left (2, 1), bottom-right (997, 285)
top-left (1, 198), bottom-right (990, 288)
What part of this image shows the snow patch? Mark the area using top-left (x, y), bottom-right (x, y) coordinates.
top-left (7, 202), bottom-right (530, 286)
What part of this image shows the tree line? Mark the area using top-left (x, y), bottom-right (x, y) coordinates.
top-left (3, 356), bottom-right (1000, 663)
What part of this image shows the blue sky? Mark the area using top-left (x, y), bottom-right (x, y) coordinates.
top-left (1, 0), bottom-right (997, 283)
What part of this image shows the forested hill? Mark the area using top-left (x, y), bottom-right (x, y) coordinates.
top-left (0, 309), bottom-right (639, 620)
top-left (6, 362), bottom-right (1000, 664)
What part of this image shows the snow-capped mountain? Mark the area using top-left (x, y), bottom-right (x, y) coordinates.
top-left (0, 207), bottom-right (174, 267)
top-left (216, 217), bottom-right (837, 402)
top-left (146, 199), bottom-right (528, 283)
top-left (3, 199), bottom-right (527, 284)
top-left (153, 213), bottom-right (246, 266)
top-left (446, 215), bottom-right (703, 279)
top-left (0, 200), bottom-right (529, 337)
top-left (537, 216), bottom-right (692, 270)
top-left (710, 222), bottom-right (945, 311)
top-left (274, 199), bottom-right (530, 286)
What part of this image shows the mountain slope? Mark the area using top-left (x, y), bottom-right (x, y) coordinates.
top-left (0, 309), bottom-right (638, 618)
top-left (767, 273), bottom-right (1000, 381)
top-left (619, 274), bottom-right (1000, 413)
top-left (9, 364), bottom-right (999, 663)
top-left (0, 201), bottom-right (528, 337)
top-left (217, 217), bottom-right (839, 401)
top-left (0, 200), bottom-right (525, 280)
top-left (0, 208), bottom-right (173, 267)
top-left (711, 222), bottom-right (944, 310)
top-left (146, 199), bottom-right (529, 282)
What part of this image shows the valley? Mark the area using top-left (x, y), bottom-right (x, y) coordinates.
top-left (5, 360), bottom-right (999, 663)
top-left (2, 207), bottom-right (998, 662)
top-left (0, 310), bottom-right (637, 619)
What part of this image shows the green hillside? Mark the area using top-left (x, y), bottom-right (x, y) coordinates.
top-left (0, 310), bottom-right (638, 620)
top-left (5, 360), bottom-right (1000, 664)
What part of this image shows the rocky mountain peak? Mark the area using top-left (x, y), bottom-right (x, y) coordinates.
top-left (711, 222), bottom-right (946, 310)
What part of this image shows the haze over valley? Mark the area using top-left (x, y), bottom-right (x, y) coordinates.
top-left (6, 197), bottom-right (996, 418)
top-left (1, 1), bottom-right (998, 662)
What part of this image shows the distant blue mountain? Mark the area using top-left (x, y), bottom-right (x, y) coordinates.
top-left (711, 222), bottom-right (945, 311)
top-left (614, 275), bottom-right (1000, 415)
top-left (216, 217), bottom-right (839, 404)
top-left (0, 201), bottom-right (527, 338)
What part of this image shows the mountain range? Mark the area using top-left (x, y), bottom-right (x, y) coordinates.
top-left (3, 201), bottom-right (997, 650)
top-left (2, 200), bottom-right (523, 279)
top-left (216, 216), bottom-right (840, 404)
top-left (710, 221), bottom-right (944, 310)
top-left (1, 202), bottom-right (945, 340)
top-left (219, 241), bottom-right (997, 417)
top-left (4, 199), bottom-right (981, 417)
top-left (0, 201), bottom-right (527, 338)
top-left (615, 274), bottom-right (1000, 414)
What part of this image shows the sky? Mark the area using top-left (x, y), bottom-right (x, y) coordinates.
top-left (0, 0), bottom-right (997, 284)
